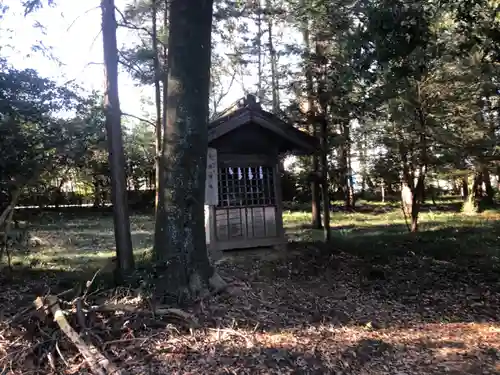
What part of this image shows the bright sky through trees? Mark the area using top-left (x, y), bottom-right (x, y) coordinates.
top-left (1, 1), bottom-right (150, 116)
top-left (0, 1), bottom-right (307, 121)
top-left (0, 0), bottom-right (251, 120)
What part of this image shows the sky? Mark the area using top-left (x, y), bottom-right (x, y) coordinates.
top-left (0, 0), bottom-right (304, 168)
top-left (0, 0), bottom-right (251, 120)
top-left (1, 1), bottom-right (142, 114)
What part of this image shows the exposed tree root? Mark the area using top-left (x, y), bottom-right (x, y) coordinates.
top-left (208, 271), bottom-right (227, 293)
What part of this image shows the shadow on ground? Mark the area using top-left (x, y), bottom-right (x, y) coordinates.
top-left (138, 337), bottom-right (499, 374)
top-left (2, 213), bottom-right (500, 374)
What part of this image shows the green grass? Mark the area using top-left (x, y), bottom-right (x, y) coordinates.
top-left (10, 213), bottom-right (154, 271)
top-left (285, 204), bottom-right (500, 264)
top-left (6, 201), bottom-right (500, 273)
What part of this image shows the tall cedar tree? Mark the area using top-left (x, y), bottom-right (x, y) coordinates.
top-left (153, 0), bottom-right (225, 301)
top-left (151, 0), bottom-right (163, 211)
top-left (101, 0), bottom-right (135, 274)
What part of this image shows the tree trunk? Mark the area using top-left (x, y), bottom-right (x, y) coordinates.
top-left (161, 1), bottom-right (168, 173)
top-left (346, 128), bottom-right (355, 208)
top-left (93, 179), bottom-right (102, 207)
top-left (338, 120), bottom-right (353, 209)
top-left (401, 182), bottom-right (412, 222)
top-left (316, 38), bottom-right (330, 241)
top-left (256, 0), bottom-right (263, 100)
top-left (101, 0), bottom-right (135, 273)
top-left (463, 173), bottom-right (481, 214)
top-left (152, 0), bottom-right (162, 213)
top-left (300, 8), bottom-right (322, 229)
top-left (461, 175), bottom-right (469, 200)
top-left (266, 0), bottom-right (279, 113)
top-left (153, 0), bottom-right (224, 301)
top-left (359, 127), bottom-right (368, 197)
top-left (411, 175), bottom-right (425, 232)
top-left (381, 179), bottom-right (385, 203)
top-left (319, 114), bottom-right (331, 241)
top-left (311, 168), bottom-right (322, 228)
top-left (481, 166), bottom-right (495, 206)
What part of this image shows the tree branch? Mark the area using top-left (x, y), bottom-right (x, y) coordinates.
top-left (117, 50), bottom-right (148, 79)
top-left (121, 112), bottom-right (155, 127)
top-left (114, 6), bottom-right (167, 48)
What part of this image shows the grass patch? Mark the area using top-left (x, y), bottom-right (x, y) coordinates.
top-left (9, 212), bottom-right (154, 272)
top-left (4, 200), bottom-right (500, 273)
top-left (285, 202), bottom-right (500, 264)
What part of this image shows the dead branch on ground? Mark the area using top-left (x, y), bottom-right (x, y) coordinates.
top-left (34, 295), bottom-right (122, 375)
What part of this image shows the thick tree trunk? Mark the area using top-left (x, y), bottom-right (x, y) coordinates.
top-left (401, 181), bottom-right (421, 233)
top-left (463, 173), bottom-right (481, 214)
top-left (400, 163), bottom-right (425, 233)
top-left (101, 0), bottom-right (135, 273)
top-left (153, 0), bottom-right (224, 301)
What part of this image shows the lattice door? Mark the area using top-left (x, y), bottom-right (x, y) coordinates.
top-left (215, 165), bottom-right (277, 241)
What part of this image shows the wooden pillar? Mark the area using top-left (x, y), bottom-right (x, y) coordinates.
top-left (274, 160), bottom-right (285, 240)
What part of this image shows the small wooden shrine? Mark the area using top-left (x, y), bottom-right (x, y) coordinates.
top-left (204, 94), bottom-right (317, 252)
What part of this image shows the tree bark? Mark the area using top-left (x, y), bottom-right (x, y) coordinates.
top-left (161, 0), bottom-right (168, 174)
top-left (411, 175), bottom-right (425, 232)
top-left (153, 0), bottom-right (224, 301)
top-left (359, 127), bottom-right (368, 198)
top-left (461, 175), bottom-right (469, 200)
top-left (300, 7), bottom-right (322, 229)
top-left (101, 0), bottom-right (134, 273)
top-left (342, 121), bottom-right (354, 208)
top-left (93, 178), bottom-right (102, 208)
top-left (266, 0), bottom-right (279, 113)
top-left (463, 172), bottom-right (481, 214)
top-left (481, 166), bottom-right (495, 206)
top-left (152, 0), bottom-right (162, 213)
top-left (256, 0), bottom-right (263, 100)
top-left (380, 179), bottom-right (385, 203)
top-left (316, 38), bottom-right (330, 241)
top-left (319, 113), bottom-right (331, 241)
top-left (400, 85), bottom-right (428, 233)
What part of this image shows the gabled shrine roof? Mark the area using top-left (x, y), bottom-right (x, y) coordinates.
top-left (208, 94), bottom-right (318, 155)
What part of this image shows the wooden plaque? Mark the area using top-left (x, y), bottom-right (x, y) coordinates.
top-left (205, 148), bottom-right (218, 205)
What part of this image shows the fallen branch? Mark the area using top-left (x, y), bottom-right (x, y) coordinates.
top-left (34, 296), bottom-right (122, 375)
top-left (90, 303), bottom-right (199, 329)
top-left (208, 327), bottom-right (255, 348)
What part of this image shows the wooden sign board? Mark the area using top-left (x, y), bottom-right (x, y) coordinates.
top-left (205, 148), bottom-right (218, 205)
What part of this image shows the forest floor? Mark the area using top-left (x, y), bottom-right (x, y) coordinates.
top-left (1, 201), bottom-right (500, 374)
